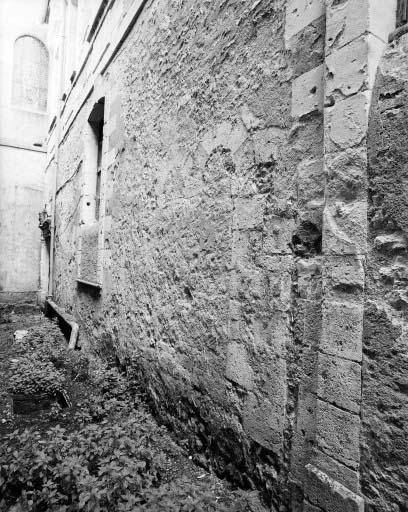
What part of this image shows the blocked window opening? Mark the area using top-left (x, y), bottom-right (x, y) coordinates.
top-left (12, 36), bottom-right (49, 111)
top-left (88, 98), bottom-right (105, 221)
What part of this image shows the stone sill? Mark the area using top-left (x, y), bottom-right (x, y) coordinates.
top-left (76, 278), bottom-right (102, 290)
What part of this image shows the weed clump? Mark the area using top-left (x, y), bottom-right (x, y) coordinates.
top-left (1, 321), bottom-right (253, 512)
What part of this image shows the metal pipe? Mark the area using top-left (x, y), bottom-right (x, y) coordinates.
top-left (48, 0), bottom-right (68, 298)
top-left (46, 299), bottom-right (79, 349)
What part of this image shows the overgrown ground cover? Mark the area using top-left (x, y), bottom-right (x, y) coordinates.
top-left (0, 311), bottom-right (265, 512)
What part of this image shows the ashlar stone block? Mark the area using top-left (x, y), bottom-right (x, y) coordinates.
top-left (323, 255), bottom-right (365, 295)
top-left (325, 92), bottom-right (370, 151)
top-left (264, 256), bottom-right (293, 311)
top-left (297, 158), bottom-right (325, 210)
top-left (243, 392), bottom-right (285, 454)
top-left (326, 37), bottom-right (368, 98)
top-left (316, 400), bottom-right (360, 469)
top-left (291, 386), bottom-right (318, 480)
top-left (326, 34), bottom-right (386, 100)
top-left (302, 300), bottom-right (322, 348)
top-left (292, 64), bottom-right (324, 118)
top-left (317, 353), bottom-right (361, 413)
top-left (304, 464), bottom-right (364, 512)
top-left (252, 311), bottom-right (290, 356)
top-left (285, 0), bottom-right (325, 42)
top-left (325, 148), bottom-right (367, 204)
top-left (225, 342), bottom-right (254, 390)
top-left (311, 449), bottom-right (360, 494)
top-left (326, 0), bottom-right (396, 54)
top-left (322, 200), bottom-right (367, 256)
top-left (321, 300), bottom-right (363, 362)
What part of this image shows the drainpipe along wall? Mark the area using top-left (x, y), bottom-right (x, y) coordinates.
top-left (48, 0), bottom-right (67, 300)
top-left (46, 0), bottom-right (79, 350)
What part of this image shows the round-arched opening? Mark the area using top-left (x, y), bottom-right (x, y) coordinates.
top-left (12, 35), bottom-right (49, 111)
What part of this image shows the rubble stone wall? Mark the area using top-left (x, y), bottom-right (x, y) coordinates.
top-left (49, 0), bottom-right (406, 510)
top-left (51, 0), bottom-right (327, 507)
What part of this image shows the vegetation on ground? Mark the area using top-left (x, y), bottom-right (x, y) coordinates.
top-left (0, 321), bottom-right (261, 512)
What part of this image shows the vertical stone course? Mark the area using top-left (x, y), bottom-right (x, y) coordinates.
top-left (304, 1), bottom-right (397, 509)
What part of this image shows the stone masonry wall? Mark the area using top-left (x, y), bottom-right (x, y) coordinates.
top-left (51, 0), bottom-right (328, 508)
top-left (364, 33), bottom-right (408, 512)
top-left (49, 0), bottom-right (404, 510)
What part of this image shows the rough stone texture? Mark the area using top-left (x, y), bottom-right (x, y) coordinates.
top-left (325, 93), bottom-right (370, 152)
top-left (325, 37), bottom-right (369, 98)
top-left (315, 400), bottom-right (360, 470)
top-left (49, 1), bottom-right (327, 508)
top-left (292, 65), bottom-right (324, 118)
top-left (303, 503), bottom-right (321, 512)
top-left (310, 450), bottom-right (360, 495)
top-left (317, 354), bottom-right (361, 414)
top-left (323, 200), bottom-right (367, 256)
top-left (45, 0), bottom-right (407, 509)
top-left (326, 0), bottom-right (396, 54)
top-left (79, 224), bottom-right (99, 283)
top-left (287, 15), bottom-right (326, 79)
top-left (320, 301), bottom-right (363, 362)
top-left (225, 342), bottom-right (254, 391)
top-left (363, 34), bottom-right (408, 512)
top-left (325, 149), bottom-right (367, 204)
top-left (323, 255), bottom-right (364, 298)
top-left (304, 464), bottom-right (364, 512)
top-left (285, 0), bottom-right (325, 42)
top-left (312, 2), bottom-right (381, 505)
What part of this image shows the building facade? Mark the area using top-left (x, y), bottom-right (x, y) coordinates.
top-left (0, 0), bottom-right (49, 305)
top-left (38, 0), bottom-right (408, 511)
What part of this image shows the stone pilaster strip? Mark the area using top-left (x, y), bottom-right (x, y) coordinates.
top-left (305, 1), bottom-right (397, 510)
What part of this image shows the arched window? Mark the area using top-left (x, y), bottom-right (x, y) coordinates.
top-left (12, 36), bottom-right (49, 111)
